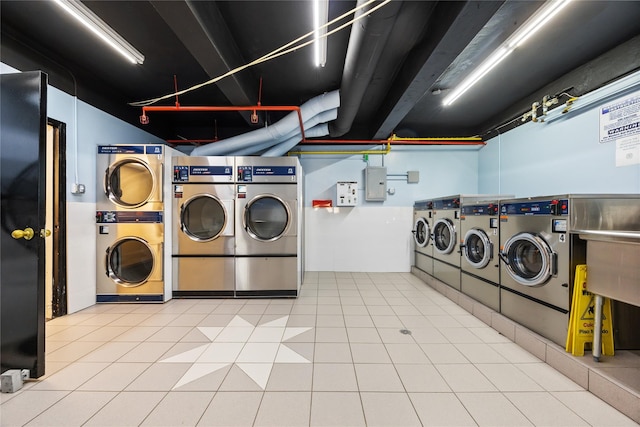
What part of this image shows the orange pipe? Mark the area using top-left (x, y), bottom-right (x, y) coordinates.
top-left (141, 105), bottom-right (306, 140)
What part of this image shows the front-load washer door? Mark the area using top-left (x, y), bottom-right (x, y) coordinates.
top-left (105, 237), bottom-right (161, 287)
top-left (463, 228), bottom-right (492, 268)
top-left (413, 217), bottom-right (431, 248)
top-left (105, 159), bottom-right (158, 209)
top-left (433, 218), bottom-right (456, 254)
top-left (501, 232), bottom-right (556, 287)
top-left (181, 194), bottom-right (233, 241)
top-left (244, 194), bottom-right (291, 242)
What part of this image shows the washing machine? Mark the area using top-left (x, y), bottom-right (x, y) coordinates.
top-left (97, 144), bottom-right (164, 211)
top-left (459, 200), bottom-right (503, 311)
top-left (499, 194), bottom-right (640, 346)
top-left (96, 211), bottom-right (164, 302)
top-left (499, 195), bottom-right (580, 346)
top-left (172, 156), bottom-right (236, 297)
top-left (431, 196), bottom-right (461, 289)
top-left (235, 156), bottom-right (302, 297)
top-left (412, 199), bottom-right (434, 276)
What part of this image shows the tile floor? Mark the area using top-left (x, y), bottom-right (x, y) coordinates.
top-left (1, 272), bottom-right (638, 426)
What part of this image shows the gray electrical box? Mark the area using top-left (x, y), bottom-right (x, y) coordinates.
top-left (407, 171), bottom-right (419, 183)
top-left (365, 166), bottom-right (387, 201)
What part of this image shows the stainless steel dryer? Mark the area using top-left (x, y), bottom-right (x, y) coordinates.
top-left (459, 200), bottom-right (503, 311)
top-left (172, 157), bottom-right (235, 297)
top-left (96, 211), bottom-right (164, 302)
top-left (97, 144), bottom-right (164, 211)
top-left (235, 156), bottom-right (302, 297)
top-left (412, 199), bottom-right (434, 276)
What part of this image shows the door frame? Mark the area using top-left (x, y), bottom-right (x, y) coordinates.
top-left (48, 118), bottom-right (67, 318)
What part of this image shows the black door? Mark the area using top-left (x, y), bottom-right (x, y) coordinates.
top-left (1, 71), bottom-right (47, 378)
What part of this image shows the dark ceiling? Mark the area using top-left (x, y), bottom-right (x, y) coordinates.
top-left (2, 1), bottom-right (640, 147)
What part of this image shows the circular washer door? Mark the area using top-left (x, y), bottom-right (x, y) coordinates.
top-left (105, 159), bottom-right (155, 208)
top-left (463, 228), bottom-right (492, 268)
top-left (244, 195), bottom-right (291, 242)
top-left (106, 237), bottom-right (155, 287)
top-left (414, 217), bottom-right (431, 247)
top-left (181, 195), bottom-right (228, 241)
top-left (433, 218), bottom-right (456, 254)
top-left (502, 232), bottom-right (554, 287)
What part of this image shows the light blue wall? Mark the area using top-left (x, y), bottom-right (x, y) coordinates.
top-left (47, 86), bottom-right (165, 202)
top-left (300, 145), bottom-right (481, 207)
top-left (479, 76), bottom-right (640, 196)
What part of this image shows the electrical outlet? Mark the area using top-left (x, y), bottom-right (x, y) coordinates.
top-left (71, 183), bottom-right (85, 194)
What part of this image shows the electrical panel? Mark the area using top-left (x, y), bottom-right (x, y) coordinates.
top-left (337, 181), bottom-right (358, 206)
top-left (365, 166), bottom-right (387, 201)
top-left (407, 170), bottom-right (419, 183)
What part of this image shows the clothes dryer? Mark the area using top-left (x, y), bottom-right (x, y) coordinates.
top-left (96, 211), bottom-right (164, 302)
top-left (97, 144), bottom-right (164, 211)
top-left (459, 200), bottom-right (503, 311)
top-left (412, 199), bottom-right (434, 276)
top-left (235, 156), bottom-right (302, 297)
top-left (172, 157), bottom-right (235, 297)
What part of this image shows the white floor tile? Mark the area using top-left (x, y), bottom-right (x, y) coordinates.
top-left (409, 393), bottom-right (477, 426)
top-left (23, 272), bottom-right (637, 427)
top-left (457, 392), bottom-right (533, 426)
top-left (360, 392), bottom-right (421, 426)
top-left (140, 391), bottom-right (214, 426)
top-left (504, 392), bottom-right (589, 426)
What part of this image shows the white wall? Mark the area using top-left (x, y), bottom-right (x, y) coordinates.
top-left (301, 147), bottom-right (480, 271)
top-left (479, 75), bottom-right (640, 196)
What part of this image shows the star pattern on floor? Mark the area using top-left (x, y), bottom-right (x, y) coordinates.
top-left (159, 315), bottom-right (312, 390)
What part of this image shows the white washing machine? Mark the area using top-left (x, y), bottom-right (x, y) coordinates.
top-left (235, 156), bottom-right (302, 297)
top-left (459, 200), bottom-right (503, 311)
top-left (412, 199), bottom-right (434, 276)
top-left (96, 211), bottom-right (164, 302)
top-left (97, 144), bottom-right (164, 211)
top-left (172, 156), bottom-right (235, 297)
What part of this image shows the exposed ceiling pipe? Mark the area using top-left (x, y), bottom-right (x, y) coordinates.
top-left (329, 0), bottom-right (402, 137)
top-left (188, 90), bottom-right (340, 156)
top-left (231, 109), bottom-right (338, 156)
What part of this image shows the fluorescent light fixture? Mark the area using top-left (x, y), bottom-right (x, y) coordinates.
top-left (313, 0), bottom-right (329, 67)
top-left (52, 0), bottom-right (144, 64)
top-left (443, 0), bottom-right (571, 106)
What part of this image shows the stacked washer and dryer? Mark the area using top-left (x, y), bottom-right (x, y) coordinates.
top-left (96, 144), bottom-right (182, 302)
top-left (171, 156), bottom-right (303, 298)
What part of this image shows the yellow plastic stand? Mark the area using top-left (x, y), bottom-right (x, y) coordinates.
top-left (565, 265), bottom-right (615, 357)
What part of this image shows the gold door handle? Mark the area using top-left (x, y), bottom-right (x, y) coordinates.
top-left (40, 229), bottom-right (52, 238)
top-left (11, 227), bottom-right (35, 240)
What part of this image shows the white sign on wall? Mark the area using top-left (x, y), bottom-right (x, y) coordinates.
top-left (599, 89), bottom-right (640, 166)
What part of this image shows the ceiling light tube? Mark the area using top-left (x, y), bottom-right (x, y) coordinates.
top-left (443, 0), bottom-right (572, 106)
top-left (313, 0), bottom-right (329, 67)
top-left (53, 0), bottom-right (144, 64)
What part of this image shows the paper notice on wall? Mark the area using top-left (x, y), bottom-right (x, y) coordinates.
top-left (615, 134), bottom-right (640, 167)
top-left (599, 90), bottom-right (640, 144)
